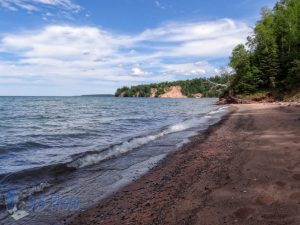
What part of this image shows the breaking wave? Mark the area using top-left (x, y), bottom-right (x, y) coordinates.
top-left (69, 107), bottom-right (228, 168)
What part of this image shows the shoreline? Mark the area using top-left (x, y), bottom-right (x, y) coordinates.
top-left (66, 103), bottom-right (300, 225)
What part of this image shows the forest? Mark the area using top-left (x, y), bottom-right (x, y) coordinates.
top-left (228, 0), bottom-right (300, 99)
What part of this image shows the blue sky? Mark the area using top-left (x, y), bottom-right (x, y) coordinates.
top-left (0, 0), bottom-right (276, 96)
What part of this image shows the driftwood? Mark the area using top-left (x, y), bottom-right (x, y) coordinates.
top-left (217, 96), bottom-right (251, 105)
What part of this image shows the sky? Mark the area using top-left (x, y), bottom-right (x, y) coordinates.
top-left (0, 0), bottom-right (277, 96)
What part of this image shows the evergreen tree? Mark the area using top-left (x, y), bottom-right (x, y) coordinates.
top-left (228, 0), bottom-right (300, 97)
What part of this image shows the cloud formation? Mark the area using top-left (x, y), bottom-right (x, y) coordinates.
top-left (0, 0), bottom-right (81, 12)
top-left (0, 18), bottom-right (250, 94)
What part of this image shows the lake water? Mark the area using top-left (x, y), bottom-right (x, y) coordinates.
top-left (0, 96), bottom-right (228, 224)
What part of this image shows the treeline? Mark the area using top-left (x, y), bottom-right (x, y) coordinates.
top-left (227, 0), bottom-right (300, 99)
top-left (115, 75), bottom-right (230, 98)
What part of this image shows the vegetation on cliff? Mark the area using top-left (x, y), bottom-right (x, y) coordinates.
top-left (227, 0), bottom-right (300, 100)
top-left (115, 75), bottom-right (230, 98)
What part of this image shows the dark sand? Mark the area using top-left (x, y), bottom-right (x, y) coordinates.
top-left (67, 104), bottom-right (300, 225)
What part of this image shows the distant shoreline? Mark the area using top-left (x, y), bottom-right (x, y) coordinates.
top-left (80, 94), bottom-right (114, 97)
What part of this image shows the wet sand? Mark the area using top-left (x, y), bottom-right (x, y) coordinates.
top-left (67, 104), bottom-right (300, 225)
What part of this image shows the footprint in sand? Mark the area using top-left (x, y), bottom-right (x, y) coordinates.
top-left (286, 162), bottom-right (300, 171)
top-left (286, 165), bottom-right (294, 171)
top-left (275, 181), bottom-right (286, 188)
top-left (289, 192), bottom-right (300, 201)
top-left (261, 213), bottom-right (288, 220)
top-left (292, 174), bottom-right (300, 181)
top-left (255, 193), bottom-right (274, 206)
top-left (234, 208), bottom-right (255, 220)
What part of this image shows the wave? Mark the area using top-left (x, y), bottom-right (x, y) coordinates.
top-left (207, 106), bottom-right (228, 115)
top-left (0, 163), bottom-right (77, 207)
top-left (69, 120), bottom-right (200, 168)
top-left (0, 163), bottom-right (76, 184)
top-left (0, 117), bottom-right (207, 174)
top-left (1, 116), bottom-right (208, 172)
top-left (69, 107), bottom-right (228, 169)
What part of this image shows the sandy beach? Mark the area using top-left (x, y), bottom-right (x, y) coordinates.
top-left (67, 103), bottom-right (300, 225)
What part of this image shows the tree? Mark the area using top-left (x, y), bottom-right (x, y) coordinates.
top-left (253, 7), bottom-right (280, 89)
top-left (229, 44), bottom-right (263, 94)
top-left (227, 0), bottom-right (300, 97)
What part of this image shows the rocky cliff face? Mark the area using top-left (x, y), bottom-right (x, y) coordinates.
top-left (149, 86), bottom-right (203, 98)
top-left (159, 86), bottom-right (187, 98)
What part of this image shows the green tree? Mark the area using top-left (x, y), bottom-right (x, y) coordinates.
top-left (229, 44), bottom-right (263, 94)
top-left (227, 0), bottom-right (300, 97)
top-left (254, 7), bottom-right (280, 89)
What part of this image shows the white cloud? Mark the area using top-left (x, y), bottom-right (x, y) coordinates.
top-left (160, 61), bottom-right (218, 76)
top-left (137, 19), bottom-right (249, 58)
top-left (154, 0), bottom-right (165, 9)
top-left (0, 18), bottom-right (250, 94)
top-left (139, 19), bottom-right (238, 41)
top-left (1, 26), bottom-right (131, 59)
top-left (131, 66), bottom-right (145, 76)
top-left (0, 0), bottom-right (81, 12)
